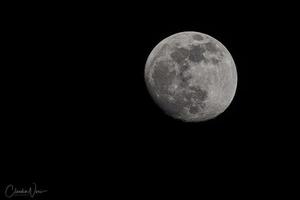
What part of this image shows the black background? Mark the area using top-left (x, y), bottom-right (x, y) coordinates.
top-left (1, 1), bottom-right (298, 199)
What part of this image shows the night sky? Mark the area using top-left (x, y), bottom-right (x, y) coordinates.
top-left (1, 1), bottom-right (298, 199)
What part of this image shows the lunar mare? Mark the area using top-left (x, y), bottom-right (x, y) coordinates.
top-left (145, 31), bottom-right (237, 122)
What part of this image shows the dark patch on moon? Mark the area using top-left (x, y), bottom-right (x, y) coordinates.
top-left (205, 42), bottom-right (219, 54)
top-left (189, 106), bottom-right (199, 114)
top-left (177, 61), bottom-right (193, 87)
top-left (189, 86), bottom-right (208, 102)
top-left (179, 74), bottom-right (193, 87)
top-left (179, 61), bottom-right (190, 71)
top-left (192, 34), bottom-right (204, 41)
top-left (188, 45), bottom-right (205, 63)
top-left (170, 47), bottom-right (189, 64)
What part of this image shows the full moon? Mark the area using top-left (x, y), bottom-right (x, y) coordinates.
top-left (144, 31), bottom-right (237, 122)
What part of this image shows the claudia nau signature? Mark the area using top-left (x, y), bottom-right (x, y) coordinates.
top-left (4, 183), bottom-right (47, 198)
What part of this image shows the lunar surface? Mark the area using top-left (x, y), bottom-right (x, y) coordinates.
top-left (144, 31), bottom-right (237, 122)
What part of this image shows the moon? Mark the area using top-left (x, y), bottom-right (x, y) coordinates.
top-left (144, 31), bottom-right (237, 122)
